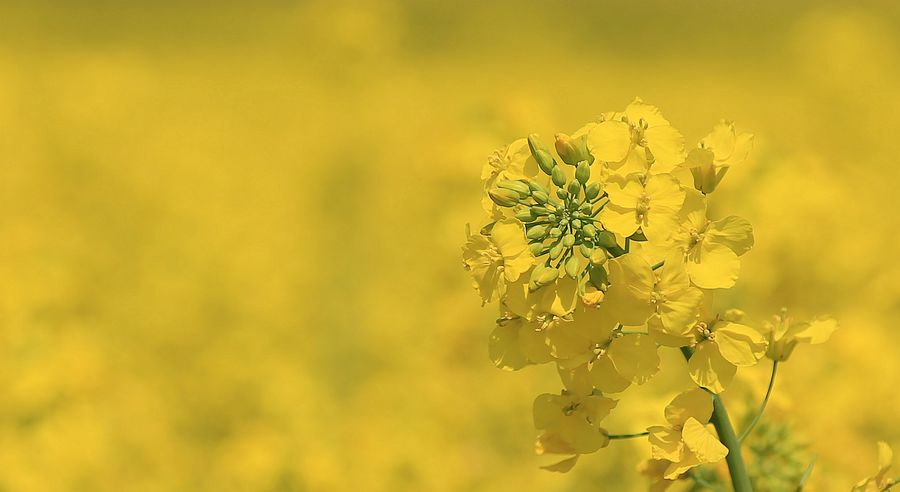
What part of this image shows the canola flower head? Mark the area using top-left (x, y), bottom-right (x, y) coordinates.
top-left (460, 100), bottom-right (839, 483)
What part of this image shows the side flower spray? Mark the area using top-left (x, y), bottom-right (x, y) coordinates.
top-left (462, 99), bottom-right (892, 491)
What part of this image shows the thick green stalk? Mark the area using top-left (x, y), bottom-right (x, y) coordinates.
top-left (681, 347), bottom-right (754, 492)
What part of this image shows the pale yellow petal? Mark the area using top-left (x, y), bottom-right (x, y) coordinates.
top-left (624, 98), bottom-right (670, 127)
top-left (644, 125), bottom-right (685, 173)
top-left (648, 425), bottom-right (683, 462)
top-left (664, 389), bottom-right (713, 426)
top-left (488, 319), bottom-right (529, 371)
top-left (607, 334), bottom-right (660, 385)
top-left (589, 356), bottom-right (631, 393)
top-left (707, 215), bottom-right (754, 256)
top-left (533, 393), bottom-right (561, 430)
top-left (686, 242), bottom-right (741, 289)
top-left (540, 455), bottom-right (580, 473)
top-left (587, 120), bottom-right (632, 163)
top-left (604, 254), bottom-right (655, 326)
top-left (682, 417), bottom-right (728, 464)
top-left (715, 322), bottom-right (767, 367)
top-left (599, 205), bottom-right (640, 238)
top-left (688, 341), bottom-right (736, 393)
top-left (787, 316), bottom-right (838, 345)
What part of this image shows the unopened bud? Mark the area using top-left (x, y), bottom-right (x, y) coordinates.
top-left (531, 206), bottom-right (550, 216)
top-left (497, 180), bottom-right (531, 197)
top-left (564, 255), bottom-right (581, 278)
top-left (556, 189), bottom-right (568, 200)
top-left (529, 242), bottom-right (547, 256)
top-left (551, 166), bottom-right (567, 187)
top-left (528, 134), bottom-right (557, 175)
top-left (526, 225), bottom-right (547, 240)
top-left (562, 234), bottom-right (576, 248)
top-left (515, 209), bottom-right (537, 222)
top-left (549, 244), bottom-right (564, 259)
top-left (595, 230), bottom-right (618, 249)
top-left (575, 161), bottom-right (591, 184)
top-left (571, 219), bottom-right (582, 229)
top-left (589, 248), bottom-right (608, 266)
top-left (582, 224), bottom-right (597, 237)
top-left (588, 264), bottom-right (609, 289)
top-left (579, 243), bottom-right (593, 258)
top-left (527, 180), bottom-right (549, 195)
top-left (585, 183), bottom-right (602, 201)
top-left (532, 190), bottom-right (550, 204)
top-left (489, 188), bottom-right (520, 207)
top-left (554, 133), bottom-right (591, 166)
top-left (549, 227), bottom-right (562, 238)
top-left (567, 181), bottom-right (581, 197)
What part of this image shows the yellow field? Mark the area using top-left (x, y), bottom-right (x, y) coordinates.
top-left (1, 1), bottom-right (898, 490)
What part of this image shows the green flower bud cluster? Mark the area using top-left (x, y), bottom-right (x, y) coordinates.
top-left (485, 134), bottom-right (619, 288)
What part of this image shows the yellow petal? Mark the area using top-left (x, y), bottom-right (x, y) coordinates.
top-left (664, 452), bottom-right (701, 480)
top-left (604, 254), bottom-right (655, 326)
top-left (605, 178), bottom-right (644, 208)
top-left (560, 416), bottom-right (608, 453)
top-left (664, 388), bottom-right (713, 427)
top-left (540, 455), bottom-right (580, 473)
top-left (580, 394), bottom-right (618, 423)
top-left (599, 205), bottom-right (640, 238)
top-left (686, 242), bottom-right (741, 289)
top-left (607, 334), bottom-right (660, 385)
top-left (546, 318), bottom-right (593, 360)
top-left (533, 393), bottom-right (562, 430)
top-left (624, 98), bottom-right (670, 127)
top-left (787, 316), bottom-right (838, 345)
top-left (536, 432), bottom-right (576, 455)
top-left (558, 363), bottom-right (595, 397)
top-left (688, 341), bottom-right (736, 393)
top-left (647, 425), bottom-right (683, 461)
top-left (589, 355), bottom-right (632, 393)
top-left (877, 441), bottom-right (894, 474)
top-left (644, 125), bottom-right (685, 173)
top-left (682, 417), bottom-right (729, 464)
top-left (715, 322), bottom-right (767, 367)
top-left (701, 121), bottom-right (737, 163)
top-left (648, 314), bottom-right (695, 348)
top-left (488, 319), bottom-right (529, 370)
top-left (587, 120), bottom-right (632, 162)
top-left (707, 216), bottom-right (754, 256)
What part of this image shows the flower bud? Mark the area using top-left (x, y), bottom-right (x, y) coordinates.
top-left (497, 180), bottom-right (531, 197)
top-left (585, 182), bottom-right (602, 201)
top-left (515, 209), bottom-right (537, 222)
top-left (529, 242), bottom-right (547, 256)
top-left (549, 244), bottom-right (564, 260)
top-left (556, 189), bottom-right (568, 200)
top-left (571, 219), bottom-right (582, 229)
top-left (551, 166), bottom-right (567, 187)
top-left (567, 181), bottom-right (581, 197)
top-left (579, 243), bottom-right (593, 258)
top-left (579, 203), bottom-right (592, 214)
top-left (534, 266), bottom-right (560, 288)
top-left (526, 180), bottom-right (549, 195)
top-left (528, 134), bottom-right (557, 175)
top-left (595, 230), bottom-right (618, 249)
top-left (582, 224), bottom-right (597, 237)
top-left (555, 133), bottom-right (591, 166)
top-left (489, 188), bottom-right (520, 207)
top-left (564, 255), bottom-right (582, 278)
top-left (575, 161), bottom-right (591, 184)
top-left (589, 248), bottom-right (608, 266)
top-left (549, 227), bottom-right (562, 238)
top-left (562, 234), bottom-right (576, 248)
top-left (588, 264), bottom-right (609, 289)
top-left (532, 190), bottom-right (550, 204)
top-left (531, 206), bottom-right (550, 216)
top-left (526, 225), bottom-right (547, 240)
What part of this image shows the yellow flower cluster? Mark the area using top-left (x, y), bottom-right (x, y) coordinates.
top-left (461, 99), bottom-right (838, 481)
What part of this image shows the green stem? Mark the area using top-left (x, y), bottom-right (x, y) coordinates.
top-left (680, 347), bottom-right (754, 492)
top-left (607, 431), bottom-right (650, 440)
top-left (738, 360), bottom-right (778, 443)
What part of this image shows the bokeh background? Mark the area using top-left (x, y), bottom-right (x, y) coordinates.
top-left (2, 1), bottom-right (899, 490)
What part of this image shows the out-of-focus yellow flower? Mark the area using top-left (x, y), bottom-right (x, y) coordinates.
top-left (488, 314), bottom-right (554, 371)
top-left (683, 121), bottom-right (753, 194)
top-left (646, 389), bottom-right (728, 479)
top-left (669, 189), bottom-right (754, 289)
top-left (637, 459), bottom-right (678, 492)
top-left (758, 310), bottom-right (838, 362)
top-left (481, 138), bottom-right (540, 212)
top-left (601, 173), bottom-right (685, 244)
top-left (555, 304), bottom-right (661, 395)
top-left (462, 219), bottom-right (535, 304)
top-left (604, 253), bottom-right (702, 331)
top-left (852, 442), bottom-right (896, 492)
top-left (685, 313), bottom-right (768, 393)
top-left (533, 391), bottom-right (617, 472)
top-left (587, 98), bottom-right (685, 175)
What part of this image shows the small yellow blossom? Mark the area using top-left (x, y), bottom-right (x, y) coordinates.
top-left (683, 121), bottom-right (753, 194)
top-left (533, 390), bottom-right (617, 472)
top-left (488, 314), bottom-right (554, 371)
top-left (669, 189), bottom-right (754, 289)
top-left (758, 311), bottom-right (838, 362)
top-left (852, 442), bottom-right (895, 492)
top-left (587, 98), bottom-right (686, 175)
top-left (601, 173), bottom-right (686, 243)
top-left (685, 312), bottom-right (768, 393)
top-left (604, 253), bottom-right (702, 332)
top-left (462, 219), bottom-right (535, 304)
top-left (555, 303), bottom-right (661, 395)
top-left (646, 389), bottom-right (728, 479)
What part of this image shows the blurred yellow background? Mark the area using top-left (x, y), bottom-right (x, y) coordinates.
top-left (1, 1), bottom-right (899, 490)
